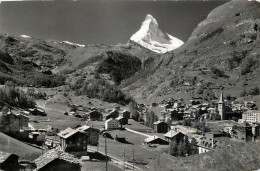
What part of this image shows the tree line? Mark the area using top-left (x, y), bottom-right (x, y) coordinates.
top-left (0, 81), bottom-right (35, 109)
top-left (71, 78), bottom-right (132, 105)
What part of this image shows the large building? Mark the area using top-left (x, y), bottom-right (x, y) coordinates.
top-left (198, 132), bottom-right (228, 154)
top-left (242, 110), bottom-right (260, 123)
top-left (105, 118), bottom-right (119, 130)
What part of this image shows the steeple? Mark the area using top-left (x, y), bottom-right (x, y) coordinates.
top-left (219, 91), bottom-right (224, 104)
top-left (218, 89), bottom-right (225, 120)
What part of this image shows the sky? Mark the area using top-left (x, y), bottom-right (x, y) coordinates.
top-left (0, 0), bottom-right (227, 45)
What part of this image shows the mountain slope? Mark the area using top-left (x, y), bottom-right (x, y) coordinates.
top-left (0, 132), bottom-right (41, 160)
top-left (0, 32), bottom-right (158, 85)
top-left (130, 14), bottom-right (184, 54)
top-left (124, 1), bottom-right (260, 105)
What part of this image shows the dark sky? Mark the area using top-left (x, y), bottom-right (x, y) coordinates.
top-left (0, 0), bottom-right (227, 45)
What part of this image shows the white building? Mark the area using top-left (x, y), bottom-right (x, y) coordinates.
top-left (242, 110), bottom-right (260, 123)
top-left (105, 118), bottom-right (119, 130)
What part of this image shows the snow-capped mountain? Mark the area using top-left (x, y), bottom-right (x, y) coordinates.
top-left (130, 14), bottom-right (184, 54)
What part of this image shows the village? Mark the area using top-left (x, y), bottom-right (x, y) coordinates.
top-left (1, 88), bottom-right (260, 171)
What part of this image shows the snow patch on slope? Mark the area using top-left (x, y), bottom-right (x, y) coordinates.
top-left (20, 35), bottom-right (31, 38)
top-left (130, 14), bottom-right (184, 54)
top-left (62, 41), bottom-right (85, 47)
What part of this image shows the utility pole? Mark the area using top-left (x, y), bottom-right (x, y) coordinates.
top-left (123, 148), bottom-right (125, 171)
top-left (132, 149), bottom-right (135, 171)
top-left (105, 136), bottom-right (108, 171)
top-left (158, 153), bottom-right (160, 167)
top-left (42, 142), bottom-right (44, 155)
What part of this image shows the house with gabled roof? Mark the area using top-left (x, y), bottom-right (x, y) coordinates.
top-left (0, 151), bottom-right (19, 171)
top-left (164, 130), bottom-right (185, 142)
top-left (116, 116), bottom-right (128, 127)
top-left (33, 149), bottom-right (81, 171)
top-left (144, 136), bottom-right (169, 145)
top-left (57, 127), bottom-right (88, 152)
top-left (153, 121), bottom-right (168, 133)
top-left (76, 125), bottom-right (99, 146)
top-left (105, 109), bottom-right (119, 120)
top-left (87, 110), bottom-right (103, 121)
top-left (2, 111), bottom-right (29, 133)
top-left (122, 110), bottom-right (131, 119)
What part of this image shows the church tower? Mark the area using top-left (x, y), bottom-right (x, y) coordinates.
top-left (218, 90), bottom-right (225, 120)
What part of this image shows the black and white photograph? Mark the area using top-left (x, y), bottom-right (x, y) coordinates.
top-left (0, 0), bottom-right (260, 170)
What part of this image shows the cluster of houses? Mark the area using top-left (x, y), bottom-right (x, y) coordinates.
top-left (103, 107), bottom-right (130, 130)
top-left (141, 91), bottom-right (258, 125)
top-left (138, 91), bottom-right (260, 154)
top-left (2, 89), bottom-right (260, 170)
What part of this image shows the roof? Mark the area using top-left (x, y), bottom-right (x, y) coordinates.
top-left (57, 127), bottom-right (79, 139)
top-left (34, 149), bottom-right (81, 171)
top-left (17, 113), bottom-right (30, 119)
top-left (76, 125), bottom-right (90, 132)
top-left (164, 130), bottom-right (183, 138)
top-left (153, 121), bottom-right (167, 125)
top-left (109, 110), bottom-right (119, 114)
top-left (116, 116), bottom-right (125, 120)
top-left (105, 118), bottom-right (118, 123)
top-left (0, 151), bottom-right (18, 164)
top-left (144, 136), bottom-right (165, 143)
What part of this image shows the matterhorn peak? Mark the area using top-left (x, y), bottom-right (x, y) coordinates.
top-left (130, 14), bottom-right (184, 54)
top-left (144, 14), bottom-right (158, 26)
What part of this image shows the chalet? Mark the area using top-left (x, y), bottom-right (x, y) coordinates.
top-left (105, 110), bottom-right (119, 120)
top-left (87, 110), bottom-right (103, 121)
top-left (153, 121), bottom-right (168, 133)
top-left (183, 110), bottom-right (197, 120)
top-left (144, 136), bottom-right (169, 145)
top-left (76, 125), bottom-right (99, 146)
top-left (2, 112), bottom-right (29, 133)
top-left (198, 132), bottom-right (228, 154)
top-left (105, 118), bottom-right (119, 130)
top-left (29, 132), bottom-right (46, 145)
top-left (170, 110), bottom-right (184, 121)
top-left (164, 130), bottom-right (185, 142)
top-left (116, 116), bottom-right (128, 126)
top-left (0, 151), bottom-right (19, 171)
top-left (122, 110), bottom-right (131, 119)
top-left (232, 123), bottom-right (256, 142)
top-left (57, 127), bottom-right (88, 152)
top-left (30, 108), bottom-right (46, 116)
top-left (34, 149), bottom-right (81, 171)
